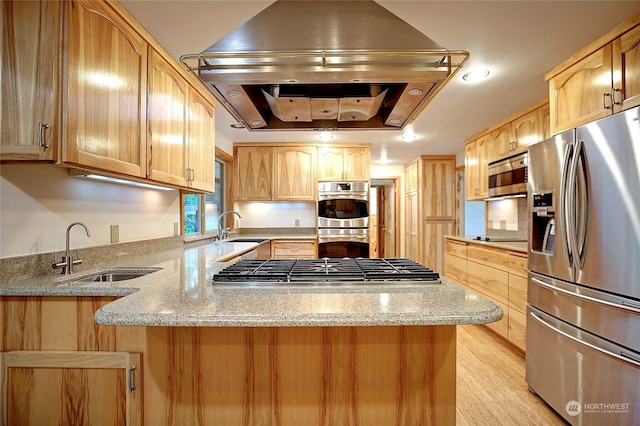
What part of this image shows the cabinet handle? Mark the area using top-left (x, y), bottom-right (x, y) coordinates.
top-left (481, 256), bottom-right (488, 260)
top-left (128, 365), bottom-right (137, 393)
top-left (190, 168), bottom-right (195, 182)
top-left (603, 93), bottom-right (612, 110)
top-left (38, 122), bottom-right (50, 149)
top-left (612, 88), bottom-right (622, 106)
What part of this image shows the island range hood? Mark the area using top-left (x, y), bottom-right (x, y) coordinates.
top-left (180, 1), bottom-right (469, 131)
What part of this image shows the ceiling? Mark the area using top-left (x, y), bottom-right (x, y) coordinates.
top-left (120, 0), bottom-right (639, 166)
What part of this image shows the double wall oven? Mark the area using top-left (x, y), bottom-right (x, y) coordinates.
top-left (317, 182), bottom-right (370, 258)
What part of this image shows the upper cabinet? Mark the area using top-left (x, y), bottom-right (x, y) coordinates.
top-left (64, 0), bottom-right (147, 177)
top-left (1, 0), bottom-right (216, 191)
top-left (546, 17), bottom-right (640, 134)
top-left (234, 144), bottom-right (315, 201)
top-left (465, 134), bottom-right (490, 201)
top-left (147, 48), bottom-right (187, 186)
top-left (1, 0), bottom-right (60, 161)
top-left (317, 145), bottom-right (370, 181)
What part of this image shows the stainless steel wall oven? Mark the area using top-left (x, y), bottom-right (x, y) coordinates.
top-left (317, 182), bottom-right (370, 258)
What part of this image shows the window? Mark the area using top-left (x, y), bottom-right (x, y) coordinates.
top-left (183, 151), bottom-right (230, 238)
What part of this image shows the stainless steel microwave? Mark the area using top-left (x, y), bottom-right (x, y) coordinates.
top-left (488, 152), bottom-right (528, 197)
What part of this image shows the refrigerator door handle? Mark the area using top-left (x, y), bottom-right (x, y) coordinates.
top-left (529, 311), bottom-right (640, 368)
top-left (559, 142), bottom-right (575, 267)
top-left (531, 276), bottom-right (640, 314)
top-left (574, 140), bottom-right (589, 269)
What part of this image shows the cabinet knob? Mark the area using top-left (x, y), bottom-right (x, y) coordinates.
top-left (613, 88), bottom-right (622, 106)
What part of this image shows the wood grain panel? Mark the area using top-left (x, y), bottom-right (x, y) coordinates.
top-left (466, 262), bottom-right (509, 304)
top-left (422, 158), bottom-right (454, 218)
top-left (1, 0), bottom-right (59, 161)
top-left (423, 220), bottom-right (454, 273)
top-left (344, 147), bottom-right (370, 181)
top-left (272, 240), bottom-right (316, 259)
top-left (274, 146), bottom-right (315, 200)
top-left (508, 274), bottom-right (528, 313)
top-left (507, 253), bottom-right (528, 278)
top-left (467, 246), bottom-right (509, 271)
top-left (65, 0), bottom-right (147, 177)
top-left (445, 253), bottom-right (467, 285)
top-left (507, 308), bottom-right (527, 351)
top-left (235, 146), bottom-right (273, 200)
top-left (187, 88), bottom-right (215, 192)
top-left (613, 23), bottom-right (640, 112)
top-left (445, 239), bottom-right (467, 259)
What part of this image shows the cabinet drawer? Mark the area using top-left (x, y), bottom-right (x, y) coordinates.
top-left (508, 307), bottom-right (527, 351)
top-left (508, 253), bottom-right (528, 278)
top-left (508, 274), bottom-right (528, 312)
top-left (272, 240), bottom-right (316, 259)
top-left (467, 245), bottom-right (509, 271)
top-left (466, 262), bottom-right (509, 304)
top-left (445, 239), bottom-right (467, 259)
top-left (485, 299), bottom-right (509, 339)
top-left (444, 254), bottom-right (466, 284)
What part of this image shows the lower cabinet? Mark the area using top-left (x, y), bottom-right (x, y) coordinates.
top-left (1, 350), bottom-right (142, 425)
top-left (272, 239), bottom-right (317, 259)
top-left (444, 238), bottom-right (528, 351)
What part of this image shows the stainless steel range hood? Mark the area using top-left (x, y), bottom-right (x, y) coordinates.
top-left (180, 1), bottom-right (468, 131)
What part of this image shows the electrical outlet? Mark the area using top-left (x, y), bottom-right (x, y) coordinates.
top-left (174, 222), bottom-right (180, 236)
top-left (110, 225), bottom-right (119, 243)
top-left (294, 218), bottom-right (300, 227)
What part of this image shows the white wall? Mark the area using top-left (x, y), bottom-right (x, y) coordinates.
top-left (0, 164), bottom-right (180, 258)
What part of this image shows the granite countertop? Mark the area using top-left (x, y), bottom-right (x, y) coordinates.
top-left (445, 235), bottom-right (528, 253)
top-left (1, 238), bottom-right (503, 328)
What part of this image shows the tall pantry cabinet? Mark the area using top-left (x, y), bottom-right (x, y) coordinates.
top-left (404, 156), bottom-right (456, 273)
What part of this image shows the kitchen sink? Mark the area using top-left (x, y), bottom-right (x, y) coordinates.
top-left (70, 267), bottom-right (161, 284)
top-left (230, 238), bottom-right (269, 243)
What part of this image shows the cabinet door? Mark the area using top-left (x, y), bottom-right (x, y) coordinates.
top-left (65, 0), bottom-right (147, 177)
top-left (187, 89), bottom-right (215, 192)
top-left (421, 158), bottom-right (454, 218)
top-left (513, 108), bottom-right (541, 148)
top-left (404, 191), bottom-right (420, 262)
top-left (476, 134), bottom-right (490, 199)
top-left (548, 44), bottom-right (613, 135)
top-left (404, 161), bottom-right (419, 193)
top-left (612, 24), bottom-right (640, 113)
top-left (235, 146), bottom-right (272, 200)
top-left (317, 147), bottom-right (345, 181)
top-left (490, 123), bottom-right (514, 161)
top-left (538, 103), bottom-right (551, 141)
top-left (274, 146), bottom-right (315, 200)
top-left (147, 49), bottom-right (187, 186)
top-left (464, 141), bottom-right (478, 200)
top-left (1, 0), bottom-right (59, 161)
top-left (2, 351), bottom-right (142, 425)
top-left (344, 147), bottom-right (370, 180)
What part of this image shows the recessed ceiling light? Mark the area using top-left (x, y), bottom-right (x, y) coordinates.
top-left (462, 68), bottom-right (490, 83)
top-left (230, 123), bottom-right (245, 129)
top-left (249, 119), bottom-right (263, 126)
top-left (408, 88), bottom-right (423, 96)
top-left (226, 89), bottom-right (242, 97)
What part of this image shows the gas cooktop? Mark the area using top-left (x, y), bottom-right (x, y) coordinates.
top-left (213, 258), bottom-right (440, 285)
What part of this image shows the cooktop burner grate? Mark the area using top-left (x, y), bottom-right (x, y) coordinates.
top-left (213, 258), bottom-right (440, 284)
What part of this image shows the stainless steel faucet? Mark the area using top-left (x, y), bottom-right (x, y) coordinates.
top-left (217, 210), bottom-right (242, 240)
top-left (52, 221), bottom-right (91, 275)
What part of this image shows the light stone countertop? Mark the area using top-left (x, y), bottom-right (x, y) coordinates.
top-left (0, 238), bottom-right (503, 328)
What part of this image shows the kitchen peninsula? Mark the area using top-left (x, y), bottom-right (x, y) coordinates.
top-left (1, 238), bottom-right (501, 425)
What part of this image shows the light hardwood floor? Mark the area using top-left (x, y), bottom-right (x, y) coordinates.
top-left (457, 325), bottom-right (568, 425)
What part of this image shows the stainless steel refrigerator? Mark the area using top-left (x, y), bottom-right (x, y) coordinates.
top-left (526, 106), bottom-right (640, 425)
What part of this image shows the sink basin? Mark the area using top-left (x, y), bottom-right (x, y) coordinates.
top-left (230, 238), bottom-right (269, 243)
top-left (71, 267), bottom-right (161, 284)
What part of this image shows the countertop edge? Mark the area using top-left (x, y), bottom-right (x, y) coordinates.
top-left (444, 235), bottom-right (528, 253)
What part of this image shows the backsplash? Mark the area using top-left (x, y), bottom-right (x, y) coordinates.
top-left (486, 197), bottom-right (528, 240)
top-left (234, 201), bottom-right (316, 228)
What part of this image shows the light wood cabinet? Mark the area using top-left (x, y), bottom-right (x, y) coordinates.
top-left (444, 238), bottom-right (529, 351)
top-left (547, 18), bottom-right (640, 134)
top-left (490, 122), bottom-right (514, 161)
top-left (403, 157), bottom-right (455, 272)
top-left (272, 239), bottom-right (317, 259)
top-left (147, 48), bottom-right (187, 186)
top-left (186, 89), bottom-right (215, 192)
top-left (2, 350), bottom-right (142, 425)
top-left (64, 0), bottom-right (147, 177)
top-left (234, 145), bottom-right (315, 201)
top-left (1, 0), bottom-right (59, 161)
top-left (317, 145), bottom-right (370, 181)
top-left (235, 146), bottom-right (272, 200)
top-left (274, 146), bottom-right (316, 200)
top-left (465, 134), bottom-right (490, 200)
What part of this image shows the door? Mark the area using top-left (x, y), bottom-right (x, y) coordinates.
top-left (574, 106), bottom-right (640, 300)
top-left (187, 88), bottom-right (215, 192)
top-left (527, 130), bottom-right (575, 283)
